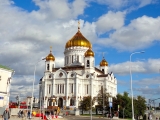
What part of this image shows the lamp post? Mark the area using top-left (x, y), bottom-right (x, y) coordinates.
top-left (130, 51), bottom-right (144, 120)
top-left (30, 58), bottom-right (45, 118)
top-left (90, 78), bottom-right (92, 120)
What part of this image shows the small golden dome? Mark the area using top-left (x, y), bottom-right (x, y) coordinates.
top-left (100, 58), bottom-right (108, 66)
top-left (65, 30), bottom-right (92, 48)
top-left (85, 48), bottom-right (94, 57)
top-left (46, 47), bottom-right (55, 61)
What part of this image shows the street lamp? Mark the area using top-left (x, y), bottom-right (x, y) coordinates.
top-left (30, 58), bottom-right (45, 118)
top-left (90, 86), bottom-right (92, 120)
top-left (130, 51), bottom-right (145, 120)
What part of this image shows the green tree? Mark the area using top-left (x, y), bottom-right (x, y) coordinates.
top-left (81, 96), bottom-right (95, 111)
top-left (116, 92), bottom-right (132, 118)
top-left (96, 86), bottom-right (110, 111)
top-left (134, 96), bottom-right (146, 120)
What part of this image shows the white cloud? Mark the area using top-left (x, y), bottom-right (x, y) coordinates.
top-left (95, 0), bottom-right (156, 10)
top-left (0, 0), bottom-right (159, 101)
top-left (95, 11), bottom-right (126, 34)
top-left (32, 0), bottom-right (88, 20)
top-left (97, 16), bottom-right (160, 51)
top-left (109, 58), bottom-right (160, 75)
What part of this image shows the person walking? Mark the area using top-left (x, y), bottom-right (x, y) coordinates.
top-left (2, 108), bottom-right (10, 120)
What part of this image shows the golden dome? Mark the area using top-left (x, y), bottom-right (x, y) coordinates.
top-left (65, 30), bottom-right (92, 48)
top-left (100, 58), bottom-right (108, 66)
top-left (46, 47), bottom-right (55, 61)
top-left (85, 48), bottom-right (94, 57)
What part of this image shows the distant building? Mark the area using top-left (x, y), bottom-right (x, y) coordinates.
top-left (24, 96), bottom-right (39, 108)
top-left (0, 64), bottom-right (14, 108)
top-left (39, 25), bottom-right (117, 109)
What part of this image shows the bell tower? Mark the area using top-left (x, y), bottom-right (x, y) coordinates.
top-left (45, 47), bottom-right (55, 72)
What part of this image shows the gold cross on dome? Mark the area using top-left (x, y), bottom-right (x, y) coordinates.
top-left (78, 21), bottom-right (80, 30)
top-left (50, 46), bottom-right (52, 52)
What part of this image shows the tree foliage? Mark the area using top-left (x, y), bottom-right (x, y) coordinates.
top-left (134, 96), bottom-right (146, 119)
top-left (81, 96), bottom-right (95, 111)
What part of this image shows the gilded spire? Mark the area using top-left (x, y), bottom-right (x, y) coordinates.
top-left (78, 20), bottom-right (80, 31)
top-left (102, 52), bottom-right (104, 59)
top-left (46, 46), bottom-right (55, 61)
top-left (50, 46), bottom-right (52, 53)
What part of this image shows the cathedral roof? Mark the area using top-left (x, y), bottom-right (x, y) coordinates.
top-left (100, 58), bottom-right (108, 66)
top-left (46, 47), bottom-right (55, 61)
top-left (85, 48), bottom-right (94, 57)
top-left (65, 26), bottom-right (92, 49)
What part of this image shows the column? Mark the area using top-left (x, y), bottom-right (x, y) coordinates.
top-left (52, 76), bottom-right (55, 96)
top-left (75, 75), bottom-right (78, 108)
top-left (66, 78), bottom-right (69, 106)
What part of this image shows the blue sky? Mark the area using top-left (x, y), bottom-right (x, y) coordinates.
top-left (0, 0), bottom-right (160, 106)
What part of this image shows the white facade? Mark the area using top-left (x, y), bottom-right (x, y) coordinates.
top-left (39, 29), bottom-right (117, 109)
top-left (0, 65), bottom-right (14, 108)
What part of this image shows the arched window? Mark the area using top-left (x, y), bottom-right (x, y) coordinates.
top-left (77, 55), bottom-right (79, 62)
top-left (67, 56), bottom-right (69, 64)
top-left (47, 64), bottom-right (49, 70)
top-left (102, 69), bottom-right (104, 73)
top-left (72, 55), bottom-right (74, 63)
top-left (87, 60), bottom-right (90, 67)
top-left (70, 98), bottom-right (74, 106)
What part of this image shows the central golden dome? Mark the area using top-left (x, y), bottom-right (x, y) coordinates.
top-left (65, 30), bottom-right (92, 48)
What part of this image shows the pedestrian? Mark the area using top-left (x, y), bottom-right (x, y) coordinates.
top-left (18, 110), bottom-right (21, 118)
top-left (27, 110), bottom-right (31, 119)
top-left (21, 110), bottom-right (24, 118)
top-left (149, 113), bottom-right (152, 120)
top-left (2, 108), bottom-right (10, 120)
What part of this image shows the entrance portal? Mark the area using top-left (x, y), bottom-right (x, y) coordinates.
top-left (58, 98), bottom-right (63, 108)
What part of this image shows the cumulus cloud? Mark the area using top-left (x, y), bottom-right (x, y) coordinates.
top-left (95, 11), bottom-right (126, 34)
top-left (0, 0), bottom-right (159, 101)
top-left (95, 0), bottom-right (156, 10)
top-left (109, 58), bottom-right (160, 75)
top-left (32, 0), bottom-right (88, 20)
top-left (97, 16), bottom-right (160, 51)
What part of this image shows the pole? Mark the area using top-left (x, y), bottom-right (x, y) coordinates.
top-left (103, 85), bottom-right (104, 118)
top-left (90, 79), bottom-right (92, 120)
top-left (39, 90), bottom-right (42, 120)
top-left (123, 108), bottom-right (124, 119)
top-left (130, 51), bottom-right (144, 120)
top-left (30, 58), bottom-right (45, 118)
top-left (110, 106), bottom-right (111, 119)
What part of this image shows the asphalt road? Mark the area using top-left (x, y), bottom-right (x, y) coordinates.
top-left (64, 116), bottom-right (112, 120)
top-left (3, 115), bottom-right (114, 120)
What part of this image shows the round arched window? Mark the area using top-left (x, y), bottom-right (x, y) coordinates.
top-left (86, 74), bottom-right (89, 78)
top-left (71, 73), bottom-right (74, 77)
top-left (59, 72), bottom-right (63, 77)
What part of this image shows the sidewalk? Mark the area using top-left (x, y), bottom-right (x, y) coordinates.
top-left (1, 116), bottom-right (67, 120)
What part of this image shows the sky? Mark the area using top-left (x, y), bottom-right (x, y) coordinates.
top-left (0, 0), bottom-right (160, 106)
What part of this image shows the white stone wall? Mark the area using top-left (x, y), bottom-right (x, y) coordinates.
top-left (0, 68), bottom-right (14, 107)
top-left (40, 67), bottom-right (117, 109)
top-left (64, 47), bottom-right (88, 66)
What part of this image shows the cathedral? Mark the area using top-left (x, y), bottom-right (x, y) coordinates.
top-left (39, 25), bottom-right (117, 109)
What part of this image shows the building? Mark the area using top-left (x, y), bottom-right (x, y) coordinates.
top-left (39, 26), bottom-right (117, 109)
top-left (0, 64), bottom-right (14, 108)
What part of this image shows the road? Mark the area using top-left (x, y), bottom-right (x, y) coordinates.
top-left (2, 115), bottom-right (115, 120)
top-left (63, 116), bottom-right (113, 120)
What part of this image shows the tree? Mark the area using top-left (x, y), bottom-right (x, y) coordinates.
top-left (96, 86), bottom-right (110, 110)
top-left (115, 92), bottom-right (132, 118)
top-left (81, 96), bottom-right (95, 111)
top-left (134, 96), bottom-right (146, 120)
